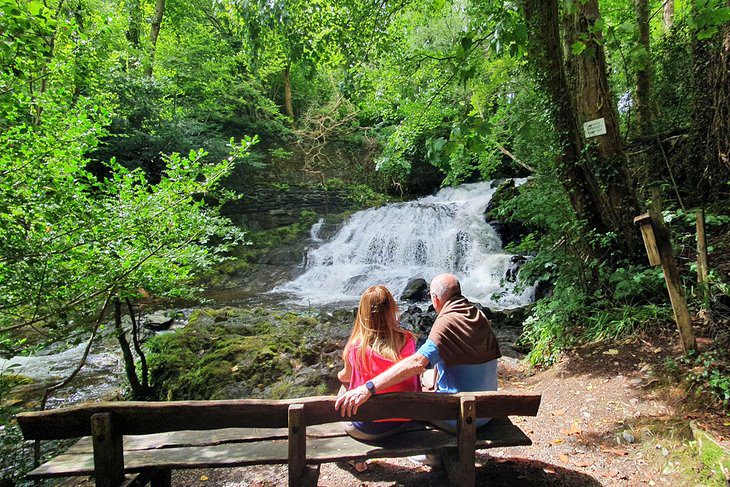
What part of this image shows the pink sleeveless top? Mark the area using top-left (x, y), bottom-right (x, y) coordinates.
top-left (347, 337), bottom-right (420, 393)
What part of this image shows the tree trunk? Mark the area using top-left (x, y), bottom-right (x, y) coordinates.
top-left (663, 0), bottom-right (674, 32)
top-left (690, 0), bottom-right (729, 194)
top-left (570, 0), bottom-right (640, 256)
top-left (714, 1), bottom-right (730, 170)
top-left (284, 63), bottom-right (294, 119)
top-left (126, 298), bottom-right (149, 392)
top-left (635, 0), bottom-right (654, 137)
top-left (114, 297), bottom-right (144, 398)
top-left (145, 0), bottom-right (165, 77)
top-left (523, 0), bottom-right (608, 239)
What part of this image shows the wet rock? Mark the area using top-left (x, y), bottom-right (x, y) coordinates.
top-left (399, 305), bottom-right (436, 339)
top-left (534, 280), bottom-right (554, 301)
top-left (400, 278), bottom-right (429, 302)
top-left (143, 311), bottom-right (175, 331)
top-left (506, 255), bottom-right (529, 282)
top-left (344, 275), bottom-right (368, 293)
top-left (263, 249), bottom-right (303, 266)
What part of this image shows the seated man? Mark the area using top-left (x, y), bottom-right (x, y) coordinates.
top-left (335, 273), bottom-right (501, 433)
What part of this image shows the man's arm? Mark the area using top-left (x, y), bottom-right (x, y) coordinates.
top-left (334, 353), bottom-right (429, 417)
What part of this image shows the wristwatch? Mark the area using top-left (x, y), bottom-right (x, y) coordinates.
top-left (365, 380), bottom-right (376, 396)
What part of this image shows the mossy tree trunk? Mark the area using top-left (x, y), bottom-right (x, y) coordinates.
top-left (568, 0), bottom-right (641, 257)
top-left (635, 0), bottom-right (654, 137)
top-left (523, 0), bottom-right (605, 238)
top-left (690, 0), bottom-right (730, 195)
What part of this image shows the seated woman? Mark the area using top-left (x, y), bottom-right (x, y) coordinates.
top-left (337, 285), bottom-right (420, 471)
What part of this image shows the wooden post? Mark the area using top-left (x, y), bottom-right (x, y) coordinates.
top-left (91, 413), bottom-right (124, 487)
top-left (696, 208), bottom-right (709, 306)
top-left (457, 396), bottom-right (476, 487)
top-left (150, 468), bottom-right (172, 487)
top-left (633, 213), bottom-right (661, 266)
top-left (288, 404), bottom-right (306, 487)
top-left (635, 209), bottom-right (697, 352)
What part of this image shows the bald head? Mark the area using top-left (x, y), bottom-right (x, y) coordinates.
top-left (430, 274), bottom-right (461, 304)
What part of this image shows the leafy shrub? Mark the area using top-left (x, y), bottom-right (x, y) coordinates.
top-left (522, 285), bottom-right (585, 366)
top-left (666, 350), bottom-right (730, 409)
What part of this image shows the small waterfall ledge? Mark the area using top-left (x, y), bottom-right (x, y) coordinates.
top-left (274, 180), bottom-right (535, 308)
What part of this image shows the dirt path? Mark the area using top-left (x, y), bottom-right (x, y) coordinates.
top-left (173, 333), bottom-right (727, 486)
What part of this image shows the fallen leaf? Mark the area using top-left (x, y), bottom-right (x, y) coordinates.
top-left (559, 454), bottom-right (570, 463)
top-left (573, 459), bottom-right (594, 467)
top-left (653, 348), bottom-right (662, 354)
top-left (586, 385), bottom-right (593, 390)
top-left (560, 423), bottom-right (582, 436)
top-left (603, 349), bottom-right (619, 355)
top-left (553, 408), bottom-right (566, 416)
top-left (552, 438), bottom-right (565, 444)
top-left (230, 365), bottom-right (239, 372)
top-left (200, 475), bottom-right (209, 481)
top-left (601, 447), bottom-right (629, 456)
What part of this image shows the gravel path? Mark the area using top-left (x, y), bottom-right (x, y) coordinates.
top-left (165, 332), bottom-right (730, 486)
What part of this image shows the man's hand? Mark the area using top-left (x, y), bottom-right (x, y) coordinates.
top-left (334, 385), bottom-right (371, 417)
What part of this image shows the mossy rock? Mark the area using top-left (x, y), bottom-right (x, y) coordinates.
top-left (691, 421), bottom-right (730, 485)
top-left (485, 179), bottom-right (520, 221)
top-left (146, 307), bottom-right (351, 401)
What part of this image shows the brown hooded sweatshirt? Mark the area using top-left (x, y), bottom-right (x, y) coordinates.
top-left (428, 295), bottom-right (501, 367)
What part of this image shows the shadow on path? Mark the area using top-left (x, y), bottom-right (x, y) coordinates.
top-left (336, 455), bottom-right (602, 486)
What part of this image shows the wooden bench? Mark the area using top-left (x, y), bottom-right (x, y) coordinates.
top-left (17, 391), bottom-right (541, 487)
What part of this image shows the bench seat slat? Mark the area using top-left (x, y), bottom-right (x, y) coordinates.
top-left (65, 425), bottom-right (345, 454)
top-left (27, 418), bottom-right (529, 479)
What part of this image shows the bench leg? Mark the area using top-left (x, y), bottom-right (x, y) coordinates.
top-left (288, 404), bottom-right (307, 487)
top-left (445, 396), bottom-right (476, 487)
top-left (92, 413), bottom-right (125, 487)
top-left (150, 468), bottom-right (172, 487)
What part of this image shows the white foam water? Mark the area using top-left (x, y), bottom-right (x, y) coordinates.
top-left (275, 180), bottom-right (534, 308)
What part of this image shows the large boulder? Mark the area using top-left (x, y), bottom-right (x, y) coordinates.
top-left (400, 278), bottom-right (430, 302)
top-left (143, 310), bottom-right (175, 331)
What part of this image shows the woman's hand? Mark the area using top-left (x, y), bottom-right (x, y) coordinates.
top-left (334, 384), bottom-right (371, 417)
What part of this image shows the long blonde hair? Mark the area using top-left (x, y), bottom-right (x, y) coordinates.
top-left (343, 285), bottom-right (413, 371)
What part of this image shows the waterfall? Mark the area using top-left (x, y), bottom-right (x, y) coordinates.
top-left (275, 180), bottom-right (534, 308)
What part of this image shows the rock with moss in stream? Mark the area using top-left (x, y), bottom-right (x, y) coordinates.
top-left (145, 307), bottom-right (352, 401)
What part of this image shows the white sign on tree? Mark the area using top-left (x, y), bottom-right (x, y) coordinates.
top-left (583, 118), bottom-right (607, 138)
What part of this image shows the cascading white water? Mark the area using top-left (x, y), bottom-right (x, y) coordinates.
top-left (276, 180), bottom-right (535, 308)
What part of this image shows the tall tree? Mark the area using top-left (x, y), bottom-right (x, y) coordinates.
top-left (146, 0), bottom-right (165, 77)
top-left (663, 0), bottom-right (675, 31)
top-left (567, 0), bottom-right (640, 256)
top-left (635, 0), bottom-right (654, 136)
top-left (690, 0), bottom-right (730, 191)
top-left (523, 0), bottom-right (607, 239)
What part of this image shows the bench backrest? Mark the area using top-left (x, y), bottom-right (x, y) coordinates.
top-left (17, 391), bottom-right (541, 440)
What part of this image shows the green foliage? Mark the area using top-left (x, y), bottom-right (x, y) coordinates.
top-left (522, 285), bottom-right (584, 366)
top-left (665, 350), bottom-right (730, 409)
top-left (583, 304), bottom-right (670, 343)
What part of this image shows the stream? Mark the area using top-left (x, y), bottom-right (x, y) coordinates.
top-left (2, 180), bottom-right (533, 408)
